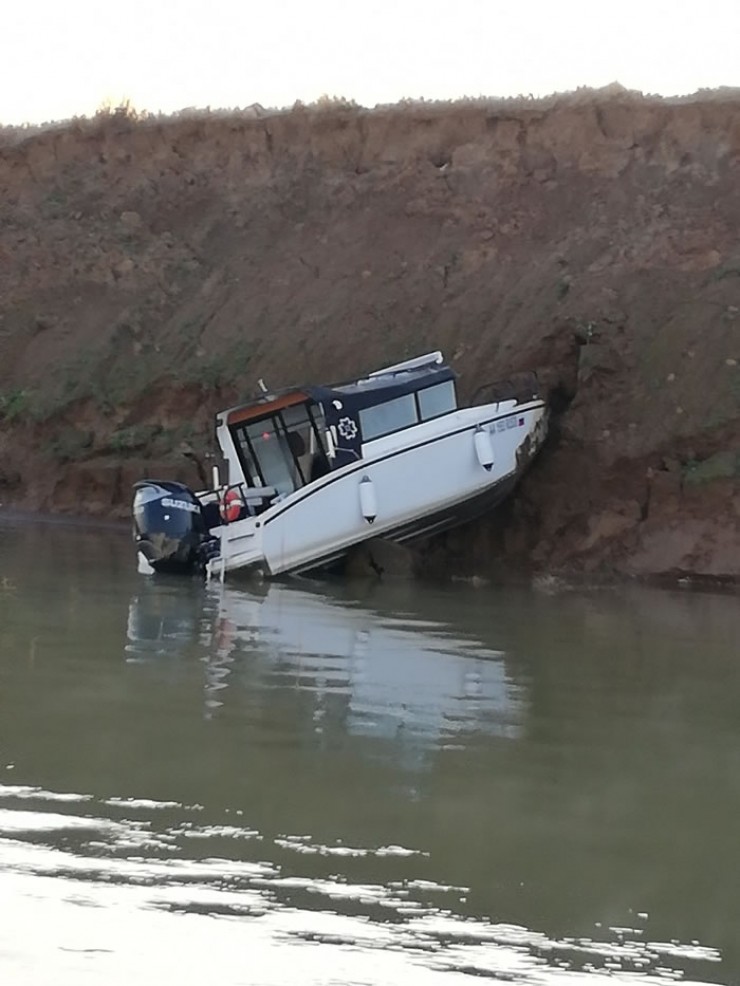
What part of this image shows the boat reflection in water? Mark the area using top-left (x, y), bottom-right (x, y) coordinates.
top-left (125, 577), bottom-right (523, 759)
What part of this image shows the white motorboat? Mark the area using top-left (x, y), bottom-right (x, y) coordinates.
top-left (132, 352), bottom-right (547, 578)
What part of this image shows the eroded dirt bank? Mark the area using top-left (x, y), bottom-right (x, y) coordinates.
top-left (0, 89), bottom-right (738, 581)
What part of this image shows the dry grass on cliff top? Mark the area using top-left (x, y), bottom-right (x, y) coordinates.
top-left (3, 84), bottom-right (740, 147)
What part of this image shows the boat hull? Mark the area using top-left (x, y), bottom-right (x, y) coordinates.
top-left (281, 471), bottom-right (521, 577)
top-left (206, 400), bottom-right (547, 580)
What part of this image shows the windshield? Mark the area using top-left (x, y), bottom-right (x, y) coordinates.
top-left (231, 402), bottom-right (329, 497)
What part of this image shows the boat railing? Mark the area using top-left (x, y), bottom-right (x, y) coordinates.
top-left (226, 482), bottom-right (277, 521)
top-left (199, 482), bottom-right (278, 527)
top-left (470, 371), bottom-right (540, 408)
top-left (334, 445), bottom-right (362, 462)
top-left (367, 351), bottom-right (444, 378)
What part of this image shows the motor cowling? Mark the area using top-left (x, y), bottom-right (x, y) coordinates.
top-left (133, 481), bottom-right (215, 574)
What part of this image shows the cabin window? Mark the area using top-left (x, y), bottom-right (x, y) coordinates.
top-left (359, 393), bottom-right (418, 441)
top-left (281, 404), bottom-right (330, 483)
top-left (417, 380), bottom-right (457, 421)
top-left (244, 420), bottom-right (298, 497)
top-left (234, 432), bottom-right (262, 487)
top-left (231, 402), bottom-right (330, 496)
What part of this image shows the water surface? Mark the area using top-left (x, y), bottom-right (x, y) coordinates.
top-left (1, 516), bottom-right (739, 984)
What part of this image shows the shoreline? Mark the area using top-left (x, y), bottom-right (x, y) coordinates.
top-left (1, 506), bottom-right (736, 595)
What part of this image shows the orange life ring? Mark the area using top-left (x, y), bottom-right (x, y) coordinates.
top-left (219, 488), bottom-right (243, 523)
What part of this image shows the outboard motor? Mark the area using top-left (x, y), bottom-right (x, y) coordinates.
top-left (133, 480), bottom-right (217, 574)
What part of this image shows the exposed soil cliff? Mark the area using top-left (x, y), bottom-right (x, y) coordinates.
top-left (1, 88), bottom-right (738, 582)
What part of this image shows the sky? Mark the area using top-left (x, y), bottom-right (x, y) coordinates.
top-left (3, 0), bottom-right (739, 124)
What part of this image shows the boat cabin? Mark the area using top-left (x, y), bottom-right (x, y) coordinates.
top-left (216, 353), bottom-right (457, 507)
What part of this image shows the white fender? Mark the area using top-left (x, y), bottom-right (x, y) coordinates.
top-left (359, 475), bottom-right (377, 523)
top-left (474, 425), bottom-right (494, 471)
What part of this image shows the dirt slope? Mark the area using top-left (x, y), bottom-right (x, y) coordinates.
top-left (1, 88), bottom-right (738, 581)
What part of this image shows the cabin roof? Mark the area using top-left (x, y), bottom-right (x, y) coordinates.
top-left (224, 390), bottom-right (309, 427)
top-left (219, 354), bottom-right (455, 427)
top-left (307, 361), bottom-right (454, 413)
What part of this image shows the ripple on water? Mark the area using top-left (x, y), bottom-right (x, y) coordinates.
top-left (0, 783), bottom-right (723, 986)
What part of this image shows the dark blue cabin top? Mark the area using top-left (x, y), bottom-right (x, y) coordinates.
top-left (308, 362), bottom-right (457, 468)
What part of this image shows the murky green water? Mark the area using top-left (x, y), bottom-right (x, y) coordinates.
top-left (1, 516), bottom-right (739, 984)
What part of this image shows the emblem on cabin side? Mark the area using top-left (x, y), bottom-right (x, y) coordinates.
top-left (338, 416), bottom-right (358, 441)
